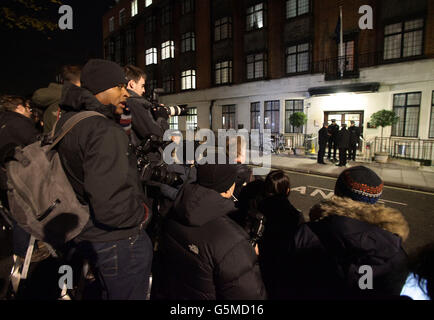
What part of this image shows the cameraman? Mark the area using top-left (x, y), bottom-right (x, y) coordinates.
top-left (123, 65), bottom-right (169, 146)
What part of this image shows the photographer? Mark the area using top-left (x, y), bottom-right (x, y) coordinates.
top-left (123, 65), bottom-right (168, 146)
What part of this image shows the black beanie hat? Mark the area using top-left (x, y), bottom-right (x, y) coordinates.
top-left (197, 164), bottom-right (238, 193)
top-left (335, 166), bottom-right (384, 204)
top-left (80, 59), bottom-right (128, 95)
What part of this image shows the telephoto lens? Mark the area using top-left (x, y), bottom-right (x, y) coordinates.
top-left (165, 105), bottom-right (189, 117)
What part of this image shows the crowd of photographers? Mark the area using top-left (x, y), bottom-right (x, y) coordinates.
top-left (0, 59), bottom-right (433, 301)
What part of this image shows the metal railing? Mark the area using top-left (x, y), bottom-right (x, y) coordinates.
top-left (372, 137), bottom-right (434, 164)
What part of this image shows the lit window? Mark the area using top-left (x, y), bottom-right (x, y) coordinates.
top-left (131, 0), bottom-right (138, 17)
top-left (145, 48), bottom-right (157, 65)
top-left (145, 0), bottom-right (152, 7)
top-left (250, 102), bottom-right (261, 130)
top-left (169, 116), bottom-right (179, 130)
top-left (181, 70), bottom-right (196, 90)
top-left (161, 41), bottom-right (175, 60)
top-left (186, 107), bottom-right (198, 130)
top-left (246, 3), bottom-right (265, 31)
top-left (215, 61), bottom-right (232, 85)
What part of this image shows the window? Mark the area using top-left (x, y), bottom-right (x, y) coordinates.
top-left (145, 48), bottom-right (157, 65)
top-left (182, 0), bottom-right (194, 15)
top-left (169, 116), bottom-right (179, 130)
top-left (126, 29), bottom-right (135, 46)
top-left (246, 3), bottom-right (265, 31)
top-left (214, 17), bottom-right (232, 41)
top-left (163, 76), bottom-right (175, 94)
top-left (285, 100), bottom-right (304, 133)
top-left (251, 102), bottom-right (261, 130)
top-left (108, 40), bottom-right (115, 60)
top-left (145, 0), bottom-right (152, 7)
top-left (215, 61), bottom-right (232, 85)
top-left (181, 32), bottom-right (196, 53)
top-left (286, 0), bottom-right (309, 19)
top-left (264, 101), bottom-right (280, 134)
top-left (181, 70), bottom-right (196, 90)
top-left (161, 41), bottom-right (175, 60)
top-left (384, 18), bottom-right (424, 60)
top-left (430, 92), bottom-right (434, 138)
top-left (338, 40), bottom-right (355, 72)
top-left (392, 92), bottom-right (421, 137)
top-left (222, 105), bottom-right (236, 130)
top-left (109, 17), bottom-right (115, 32)
top-left (247, 53), bottom-right (267, 80)
top-left (131, 0), bottom-right (138, 17)
top-left (119, 8), bottom-right (126, 26)
top-left (145, 16), bottom-right (156, 33)
top-left (161, 5), bottom-right (172, 25)
top-left (286, 42), bottom-right (310, 74)
top-left (186, 107), bottom-right (198, 130)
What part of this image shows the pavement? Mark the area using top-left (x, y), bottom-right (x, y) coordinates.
top-left (269, 153), bottom-right (434, 193)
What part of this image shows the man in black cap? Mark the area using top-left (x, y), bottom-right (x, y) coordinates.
top-left (317, 122), bottom-right (329, 164)
top-left (348, 120), bottom-right (361, 161)
top-left (55, 59), bottom-right (153, 300)
top-left (152, 164), bottom-right (266, 300)
top-left (327, 119), bottom-right (339, 162)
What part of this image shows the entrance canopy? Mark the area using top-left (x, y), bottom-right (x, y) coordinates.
top-left (308, 82), bottom-right (380, 97)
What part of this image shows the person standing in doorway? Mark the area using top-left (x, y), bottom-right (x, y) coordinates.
top-left (337, 124), bottom-right (350, 167)
top-left (327, 119), bottom-right (339, 162)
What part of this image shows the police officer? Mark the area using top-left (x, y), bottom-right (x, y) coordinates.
top-left (327, 119), bottom-right (339, 162)
top-left (348, 120), bottom-right (361, 161)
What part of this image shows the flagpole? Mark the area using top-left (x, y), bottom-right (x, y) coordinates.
top-left (339, 6), bottom-right (344, 78)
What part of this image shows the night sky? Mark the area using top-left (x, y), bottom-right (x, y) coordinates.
top-left (0, 0), bottom-right (116, 97)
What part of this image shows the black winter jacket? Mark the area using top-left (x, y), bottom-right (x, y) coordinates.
top-left (257, 195), bottom-right (304, 299)
top-left (127, 90), bottom-right (168, 144)
top-left (152, 183), bottom-right (266, 300)
top-left (56, 85), bottom-right (148, 242)
top-left (349, 125), bottom-right (361, 146)
top-left (318, 127), bottom-right (329, 146)
top-left (328, 123), bottom-right (339, 141)
top-left (289, 196), bottom-right (409, 299)
top-left (337, 128), bottom-right (350, 149)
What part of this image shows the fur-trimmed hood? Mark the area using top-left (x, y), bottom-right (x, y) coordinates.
top-left (309, 196), bottom-right (409, 242)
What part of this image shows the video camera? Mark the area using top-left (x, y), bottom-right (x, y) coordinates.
top-left (131, 135), bottom-right (184, 189)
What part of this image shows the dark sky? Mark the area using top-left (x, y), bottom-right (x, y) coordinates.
top-left (0, 0), bottom-right (116, 97)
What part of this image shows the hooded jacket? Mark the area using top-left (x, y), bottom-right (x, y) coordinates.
top-left (152, 183), bottom-right (266, 300)
top-left (290, 196), bottom-right (409, 299)
top-left (32, 82), bottom-right (63, 134)
top-left (55, 85), bottom-right (148, 242)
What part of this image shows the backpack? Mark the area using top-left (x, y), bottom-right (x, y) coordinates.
top-left (5, 111), bottom-right (105, 247)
